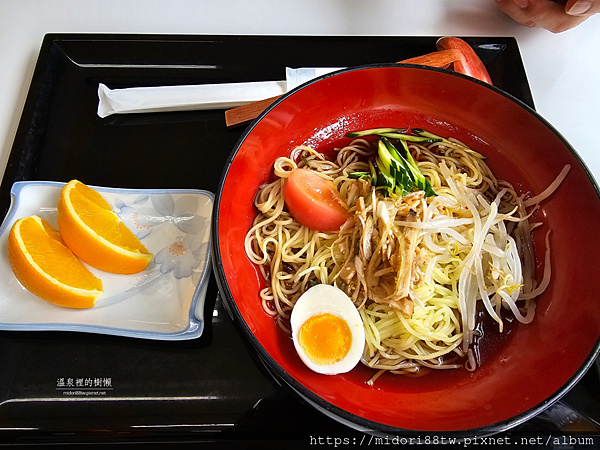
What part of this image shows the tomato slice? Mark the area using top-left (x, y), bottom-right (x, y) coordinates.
top-left (283, 168), bottom-right (349, 232)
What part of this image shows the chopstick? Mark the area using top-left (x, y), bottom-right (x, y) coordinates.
top-left (436, 37), bottom-right (493, 85)
top-left (225, 37), bottom-right (491, 128)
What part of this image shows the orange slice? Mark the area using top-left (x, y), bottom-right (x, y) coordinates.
top-left (57, 180), bottom-right (153, 274)
top-left (7, 215), bottom-right (103, 309)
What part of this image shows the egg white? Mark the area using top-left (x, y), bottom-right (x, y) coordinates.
top-left (290, 284), bottom-right (365, 374)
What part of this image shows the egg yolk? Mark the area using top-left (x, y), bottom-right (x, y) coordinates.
top-left (298, 313), bottom-right (352, 365)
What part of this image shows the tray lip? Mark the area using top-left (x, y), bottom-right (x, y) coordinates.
top-left (0, 180), bottom-right (215, 341)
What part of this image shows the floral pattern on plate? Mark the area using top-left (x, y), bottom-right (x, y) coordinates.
top-left (115, 193), bottom-right (210, 280)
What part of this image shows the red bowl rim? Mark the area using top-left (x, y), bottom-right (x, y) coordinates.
top-left (211, 63), bottom-right (600, 436)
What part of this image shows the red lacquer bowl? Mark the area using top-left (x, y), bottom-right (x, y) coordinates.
top-left (212, 64), bottom-right (600, 435)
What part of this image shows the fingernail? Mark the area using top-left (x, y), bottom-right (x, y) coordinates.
top-left (513, 0), bottom-right (529, 8)
top-left (567, 0), bottom-right (592, 15)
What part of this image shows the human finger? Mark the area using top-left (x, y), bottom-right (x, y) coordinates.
top-left (565, 0), bottom-right (600, 16)
top-left (495, 0), bottom-right (589, 32)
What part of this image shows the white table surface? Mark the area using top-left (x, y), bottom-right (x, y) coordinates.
top-left (0, 0), bottom-right (598, 184)
top-left (0, 0), bottom-right (599, 436)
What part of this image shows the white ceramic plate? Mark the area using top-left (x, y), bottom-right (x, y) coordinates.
top-left (0, 181), bottom-right (214, 340)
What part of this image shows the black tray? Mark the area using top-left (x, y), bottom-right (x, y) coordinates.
top-left (1, 34), bottom-right (596, 446)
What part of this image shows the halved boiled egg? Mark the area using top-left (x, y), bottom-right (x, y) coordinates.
top-left (290, 284), bottom-right (365, 375)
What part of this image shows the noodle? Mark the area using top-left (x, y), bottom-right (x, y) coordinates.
top-left (245, 131), bottom-right (562, 381)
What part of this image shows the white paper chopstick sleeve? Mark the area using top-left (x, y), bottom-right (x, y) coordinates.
top-left (97, 81), bottom-right (288, 118)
